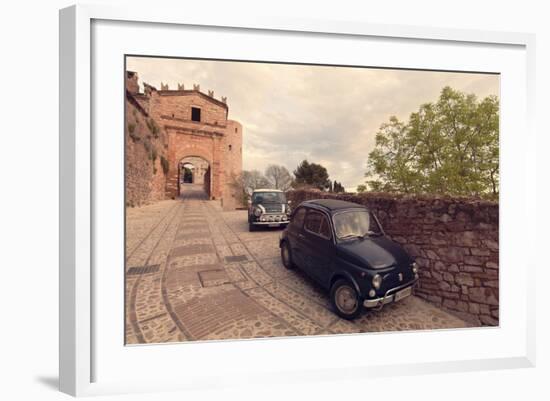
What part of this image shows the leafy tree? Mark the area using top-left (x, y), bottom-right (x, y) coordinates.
top-left (356, 184), bottom-right (367, 193)
top-left (293, 160), bottom-right (331, 191)
top-left (365, 87), bottom-right (499, 200)
top-left (265, 164), bottom-right (294, 191)
top-left (333, 180), bottom-right (345, 193)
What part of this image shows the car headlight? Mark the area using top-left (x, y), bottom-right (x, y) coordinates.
top-left (411, 262), bottom-right (418, 274)
top-left (286, 204), bottom-right (291, 215)
top-left (253, 207), bottom-right (262, 217)
top-left (372, 274), bottom-right (382, 289)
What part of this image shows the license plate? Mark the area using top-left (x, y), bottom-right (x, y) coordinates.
top-left (268, 224), bottom-right (280, 227)
top-left (394, 286), bottom-right (412, 302)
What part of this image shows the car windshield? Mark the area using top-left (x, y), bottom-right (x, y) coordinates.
top-left (333, 210), bottom-right (383, 240)
top-left (252, 192), bottom-right (286, 203)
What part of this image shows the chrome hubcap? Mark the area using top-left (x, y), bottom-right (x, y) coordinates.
top-left (335, 285), bottom-right (358, 313)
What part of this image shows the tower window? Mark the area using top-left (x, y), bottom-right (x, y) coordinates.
top-left (235, 127), bottom-right (238, 133)
top-left (229, 144), bottom-right (232, 151)
top-left (191, 107), bottom-right (201, 122)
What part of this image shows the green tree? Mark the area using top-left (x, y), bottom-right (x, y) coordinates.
top-left (293, 160), bottom-right (331, 191)
top-left (333, 180), bottom-right (345, 193)
top-left (365, 87), bottom-right (499, 200)
top-left (356, 184), bottom-right (367, 193)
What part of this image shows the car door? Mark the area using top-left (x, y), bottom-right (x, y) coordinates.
top-left (286, 207), bottom-right (307, 268)
top-left (302, 210), bottom-right (334, 286)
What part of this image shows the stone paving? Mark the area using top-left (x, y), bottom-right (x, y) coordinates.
top-left (125, 185), bottom-right (471, 345)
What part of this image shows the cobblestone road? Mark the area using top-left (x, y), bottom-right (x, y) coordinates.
top-left (125, 185), bottom-right (470, 344)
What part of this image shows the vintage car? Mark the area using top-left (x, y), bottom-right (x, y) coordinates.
top-left (279, 199), bottom-right (418, 319)
top-left (248, 189), bottom-right (292, 231)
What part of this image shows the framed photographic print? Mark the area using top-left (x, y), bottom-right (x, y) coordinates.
top-left (59, 4), bottom-right (536, 397)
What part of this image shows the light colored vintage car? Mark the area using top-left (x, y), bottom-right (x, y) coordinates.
top-left (247, 189), bottom-right (292, 231)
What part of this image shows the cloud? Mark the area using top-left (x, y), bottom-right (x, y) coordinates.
top-left (127, 57), bottom-right (499, 191)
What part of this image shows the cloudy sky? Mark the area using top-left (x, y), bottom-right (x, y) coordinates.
top-left (127, 56), bottom-right (499, 191)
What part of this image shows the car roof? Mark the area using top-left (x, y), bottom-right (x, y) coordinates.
top-left (253, 189), bottom-right (283, 193)
top-left (301, 199), bottom-right (367, 212)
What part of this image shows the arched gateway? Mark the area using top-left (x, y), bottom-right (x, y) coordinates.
top-left (125, 71), bottom-right (243, 209)
top-left (178, 156), bottom-right (211, 198)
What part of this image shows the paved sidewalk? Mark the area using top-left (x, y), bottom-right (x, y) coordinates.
top-left (125, 194), bottom-right (470, 344)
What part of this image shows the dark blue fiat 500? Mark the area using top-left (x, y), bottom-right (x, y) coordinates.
top-left (279, 199), bottom-right (419, 319)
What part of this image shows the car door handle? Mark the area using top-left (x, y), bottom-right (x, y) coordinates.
top-left (298, 233), bottom-right (305, 239)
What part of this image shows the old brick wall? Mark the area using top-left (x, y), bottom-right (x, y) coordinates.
top-left (148, 89), bottom-right (229, 201)
top-left (286, 189), bottom-right (499, 326)
top-left (149, 90), bottom-right (228, 126)
top-left (125, 92), bottom-right (169, 207)
top-left (222, 120), bottom-right (243, 210)
top-left (124, 72), bottom-right (244, 209)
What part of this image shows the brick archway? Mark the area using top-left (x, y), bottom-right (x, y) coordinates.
top-left (166, 137), bottom-right (223, 200)
top-left (178, 156), bottom-right (211, 197)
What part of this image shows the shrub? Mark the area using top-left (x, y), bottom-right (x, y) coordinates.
top-left (161, 156), bottom-right (169, 175)
top-left (146, 118), bottom-right (160, 138)
top-left (143, 139), bottom-right (152, 153)
top-left (128, 123), bottom-right (139, 142)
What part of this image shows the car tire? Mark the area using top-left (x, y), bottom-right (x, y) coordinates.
top-left (330, 279), bottom-right (362, 320)
top-left (280, 241), bottom-right (295, 269)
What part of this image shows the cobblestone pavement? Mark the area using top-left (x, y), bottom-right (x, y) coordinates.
top-left (125, 186), bottom-right (470, 344)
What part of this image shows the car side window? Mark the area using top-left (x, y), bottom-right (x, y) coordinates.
top-left (291, 207), bottom-right (306, 228)
top-left (319, 218), bottom-right (331, 239)
top-left (304, 211), bottom-right (331, 240)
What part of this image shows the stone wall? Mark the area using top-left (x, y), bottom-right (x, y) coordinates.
top-left (286, 189), bottom-right (499, 326)
top-left (125, 92), bottom-right (168, 207)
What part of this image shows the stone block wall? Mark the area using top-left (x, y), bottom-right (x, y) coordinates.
top-left (125, 92), bottom-right (168, 207)
top-left (286, 189), bottom-right (499, 326)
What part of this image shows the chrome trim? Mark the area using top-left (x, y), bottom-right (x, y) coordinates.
top-left (363, 277), bottom-right (418, 309)
top-left (251, 221), bottom-right (289, 226)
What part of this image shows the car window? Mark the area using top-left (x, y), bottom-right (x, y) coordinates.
top-left (252, 192), bottom-right (286, 203)
top-left (304, 211), bottom-right (331, 240)
top-left (333, 210), bottom-right (382, 239)
top-left (319, 218), bottom-right (331, 239)
top-left (291, 207), bottom-right (306, 228)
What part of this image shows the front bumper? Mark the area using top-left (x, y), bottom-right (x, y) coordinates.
top-left (363, 277), bottom-right (418, 309)
top-left (251, 220), bottom-right (289, 226)
top-left (251, 214), bottom-right (290, 225)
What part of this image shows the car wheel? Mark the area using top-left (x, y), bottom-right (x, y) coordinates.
top-left (330, 279), bottom-right (361, 320)
top-left (280, 241), bottom-right (295, 269)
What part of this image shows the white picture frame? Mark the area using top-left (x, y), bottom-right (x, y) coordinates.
top-left (59, 4), bottom-right (536, 397)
